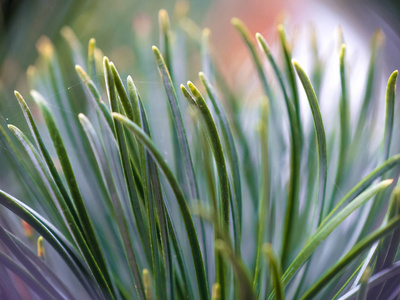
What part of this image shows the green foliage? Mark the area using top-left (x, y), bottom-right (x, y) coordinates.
top-left (1, 7), bottom-right (400, 300)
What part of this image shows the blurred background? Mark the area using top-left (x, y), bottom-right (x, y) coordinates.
top-left (1, 0), bottom-right (400, 92)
